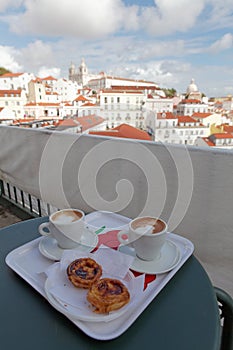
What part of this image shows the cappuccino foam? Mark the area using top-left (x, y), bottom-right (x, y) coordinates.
top-left (135, 225), bottom-right (153, 235)
top-left (52, 210), bottom-right (82, 224)
top-left (132, 217), bottom-right (165, 234)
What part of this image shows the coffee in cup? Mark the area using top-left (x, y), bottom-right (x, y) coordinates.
top-left (117, 216), bottom-right (167, 261)
top-left (38, 208), bottom-right (85, 249)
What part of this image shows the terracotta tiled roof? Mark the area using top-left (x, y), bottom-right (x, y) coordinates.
top-left (74, 95), bottom-right (89, 102)
top-left (157, 112), bottom-right (177, 119)
top-left (57, 119), bottom-right (80, 127)
top-left (13, 118), bottom-right (35, 124)
top-left (77, 115), bottom-right (105, 131)
top-left (31, 77), bottom-right (43, 83)
top-left (89, 123), bottom-right (151, 140)
top-left (110, 85), bottom-right (159, 91)
top-left (81, 102), bottom-right (96, 107)
top-left (0, 72), bottom-right (23, 78)
top-left (180, 99), bottom-right (202, 104)
top-left (192, 113), bottom-right (212, 118)
top-left (177, 115), bottom-right (197, 123)
top-left (0, 89), bottom-right (22, 96)
top-left (25, 102), bottom-right (60, 107)
top-left (46, 91), bottom-right (59, 95)
top-left (223, 125), bottom-right (233, 133)
top-left (101, 89), bottom-right (143, 94)
top-left (211, 133), bottom-right (233, 139)
top-left (202, 137), bottom-right (215, 146)
top-left (41, 76), bottom-right (57, 81)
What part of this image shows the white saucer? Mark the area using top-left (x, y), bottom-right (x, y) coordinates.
top-left (118, 239), bottom-right (181, 274)
top-left (44, 265), bottom-right (135, 323)
top-left (39, 230), bottom-right (98, 261)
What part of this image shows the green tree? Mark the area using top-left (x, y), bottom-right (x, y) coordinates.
top-left (162, 88), bottom-right (177, 97)
top-left (0, 67), bottom-right (11, 76)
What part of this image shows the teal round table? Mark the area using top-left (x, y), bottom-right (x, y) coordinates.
top-left (0, 217), bottom-right (221, 350)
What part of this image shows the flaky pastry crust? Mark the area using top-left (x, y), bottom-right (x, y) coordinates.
top-left (87, 278), bottom-right (130, 313)
top-left (67, 258), bottom-right (102, 289)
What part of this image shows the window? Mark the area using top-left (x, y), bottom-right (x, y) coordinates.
top-left (117, 97), bottom-right (120, 103)
top-left (104, 97), bottom-right (107, 104)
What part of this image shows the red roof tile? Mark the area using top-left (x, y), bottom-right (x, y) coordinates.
top-left (212, 133), bottom-right (233, 139)
top-left (180, 99), bottom-right (202, 104)
top-left (177, 115), bottom-right (197, 123)
top-left (77, 115), bottom-right (105, 131)
top-left (0, 72), bottom-right (23, 78)
top-left (89, 123), bottom-right (151, 140)
top-left (223, 125), bottom-right (233, 133)
top-left (74, 95), bottom-right (89, 102)
top-left (157, 112), bottom-right (177, 119)
top-left (81, 102), bottom-right (96, 107)
top-left (202, 137), bottom-right (215, 146)
top-left (192, 113), bottom-right (212, 118)
top-left (0, 89), bottom-right (22, 96)
top-left (25, 102), bottom-right (60, 107)
top-left (41, 76), bottom-right (57, 81)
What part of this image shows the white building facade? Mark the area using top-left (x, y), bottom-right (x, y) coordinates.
top-left (146, 112), bottom-right (209, 145)
top-left (0, 89), bottom-right (27, 119)
top-left (99, 89), bottom-right (145, 128)
top-left (0, 72), bottom-right (35, 93)
top-left (175, 99), bottom-right (209, 116)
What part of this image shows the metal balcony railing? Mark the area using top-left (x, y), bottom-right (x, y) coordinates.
top-left (0, 125), bottom-right (232, 299)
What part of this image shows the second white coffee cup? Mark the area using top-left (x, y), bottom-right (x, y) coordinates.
top-left (117, 216), bottom-right (168, 261)
top-left (38, 208), bottom-right (85, 249)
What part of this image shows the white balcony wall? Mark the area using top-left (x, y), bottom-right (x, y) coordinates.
top-left (0, 125), bottom-right (232, 296)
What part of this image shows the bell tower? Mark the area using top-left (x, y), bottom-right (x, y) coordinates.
top-left (69, 62), bottom-right (76, 81)
top-left (79, 58), bottom-right (88, 86)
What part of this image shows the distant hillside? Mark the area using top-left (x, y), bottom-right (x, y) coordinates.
top-left (0, 67), bottom-right (12, 76)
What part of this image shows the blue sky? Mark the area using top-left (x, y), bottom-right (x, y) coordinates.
top-left (0, 0), bottom-right (233, 97)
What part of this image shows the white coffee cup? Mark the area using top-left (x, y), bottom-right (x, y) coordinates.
top-left (38, 208), bottom-right (85, 249)
top-left (117, 216), bottom-right (168, 261)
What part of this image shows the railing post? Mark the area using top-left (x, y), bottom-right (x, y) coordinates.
top-left (0, 180), bottom-right (4, 196)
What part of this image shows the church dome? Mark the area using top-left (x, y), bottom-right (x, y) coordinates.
top-left (186, 78), bottom-right (198, 94)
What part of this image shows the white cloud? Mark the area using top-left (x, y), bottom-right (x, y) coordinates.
top-left (0, 41), bottom-right (60, 77)
top-left (0, 0), bottom-right (22, 13)
top-left (140, 0), bottom-right (205, 35)
top-left (0, 45), bottom-right (22, 71)
top-left (209, 33), bottom-right (233, 53)
top-left (19, 40), bottom-right (61, 75)
top-left (206, 0), bottom-right (233, 28)
top-left (7, 0), bottom-right (134, 38)
top-left (37, 66), bottom-right (60, 78)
